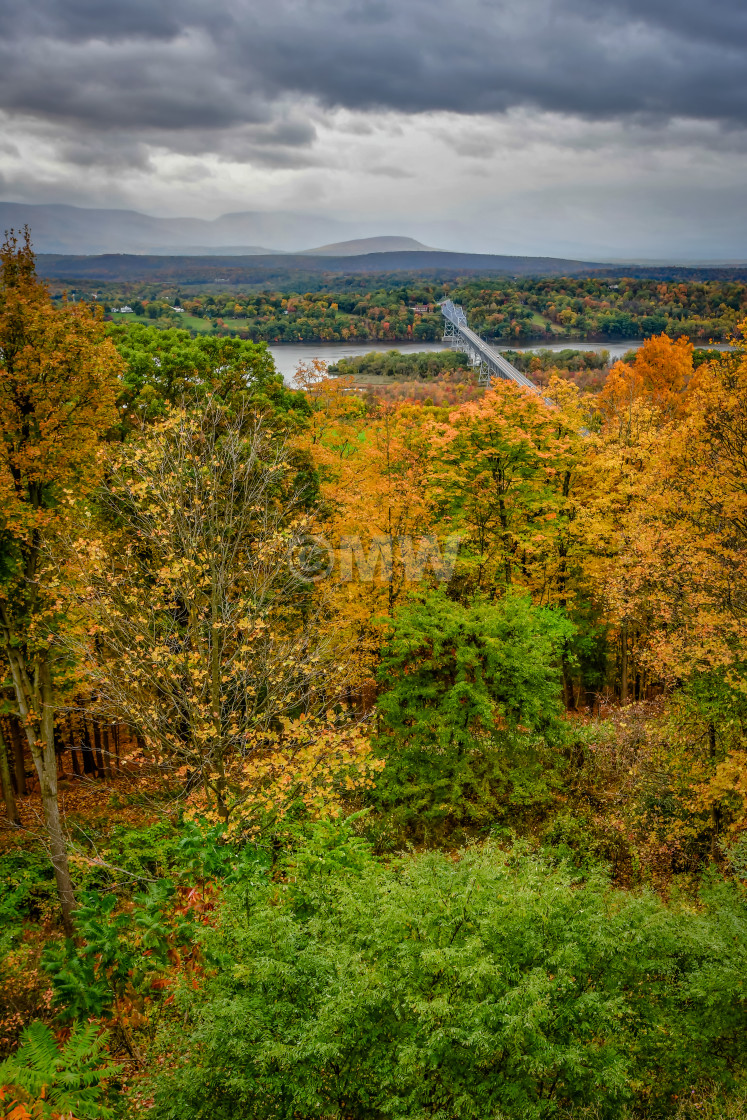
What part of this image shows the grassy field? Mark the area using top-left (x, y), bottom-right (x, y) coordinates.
top-left (529, 310), bottom-right (555, 328)
top-left (109, 311), bottom-right (214, 332)
top-left (178, 314), bottom-right (213, 331)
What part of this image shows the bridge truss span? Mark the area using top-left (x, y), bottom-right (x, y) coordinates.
top-left (440, 299), bottom-right (542, 394)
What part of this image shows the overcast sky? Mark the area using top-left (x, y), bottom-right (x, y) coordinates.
top-left (2, 0), bottom-right (747, 259)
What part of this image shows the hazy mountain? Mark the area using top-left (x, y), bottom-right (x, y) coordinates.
top-left (149, 244), bottom-right (284, 256)
top-left (4, 202), bottom-right (743, 266)
top-left (35, 251), bottom-right (747, 287)
top-left (604, 257), bottom-right (747, 267)
top-left (0, 202), bottom-right (354, 255)
top-left (35, 250), bottom-right (608, 285)
top-left (300, 236), bottom-right (434, 256)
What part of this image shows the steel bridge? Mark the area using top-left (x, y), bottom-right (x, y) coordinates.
top-left (440, 299), bottom-right (542, 394)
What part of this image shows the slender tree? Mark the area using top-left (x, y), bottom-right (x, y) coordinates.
top-left (0, 229), bottom-right (120, 932)
top-left (0, 720), bottom-right (20, 826)
top-left (71, 400), bottom-right (361, 823)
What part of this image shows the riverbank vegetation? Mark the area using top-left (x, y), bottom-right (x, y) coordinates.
top-left (3, 232), bottom-right (747, 1119)
top-left (329, 346), bottom-right (613, 392)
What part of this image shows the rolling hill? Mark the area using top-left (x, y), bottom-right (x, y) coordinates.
top-left (300, 236), bottom-right (435, 256)
top-left (34, 250), bottom-right (605, 285)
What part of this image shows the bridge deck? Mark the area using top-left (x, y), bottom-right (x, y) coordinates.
top-left (440, 299), bottom-right (541, 394)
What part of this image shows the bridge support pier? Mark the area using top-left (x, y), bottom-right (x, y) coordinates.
top-left (443, 321), bottom-right (494, 385)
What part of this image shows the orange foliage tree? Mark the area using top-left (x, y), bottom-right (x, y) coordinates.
top-left (295, 367), bottom-right (440, 689)
top-left (430, 379), bottom-right (585, 607)
top-left (611, 335), bottom-right (747, 682)
top-left (577, 335), bottom-right (697, 703)
top-left (0, 230), bottom-right (121, 932)
top-left (598, 333), bottom-right (694, 425)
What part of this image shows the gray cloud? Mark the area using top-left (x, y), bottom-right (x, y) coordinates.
top-left (56, 134), bottom-right (153, 171)
top-left (2, 0), bottom-right (746, 263)
top-left (1, 0), bottom-right (746, 139)
top-left (368, 165), bottom-right (414, 178)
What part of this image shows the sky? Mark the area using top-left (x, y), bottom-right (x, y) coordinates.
top-left (1, 0), bottom-right (747, 259)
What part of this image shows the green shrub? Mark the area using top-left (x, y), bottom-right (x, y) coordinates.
top-left (542, 810), bottom-right (606, 871)
top-left (90, 820), bottom-right (186, 885)
top-left (78, 818), bottom-right (269, 891)
top-left (148, 839), bottom-right (747, 1120)
top-left (43, 824), bottom-right (271, 1021)
top-left (0, 1021), bottom-right (117, 1119)
top-left (0, 851), bottom-right (57, 946)
top-left (42, 885), bottom-right (177, 1020)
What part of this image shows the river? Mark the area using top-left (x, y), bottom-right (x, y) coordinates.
top-left (268, 338), bottom-right (654, 382)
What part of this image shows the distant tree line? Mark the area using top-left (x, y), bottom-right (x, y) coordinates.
top-left (50, 276), bottom-right (747, 345)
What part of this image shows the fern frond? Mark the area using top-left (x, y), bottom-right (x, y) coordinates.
top-left (0, 1023), bottom-right (118, 1120)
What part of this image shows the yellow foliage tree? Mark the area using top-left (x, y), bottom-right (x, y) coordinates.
top-left (0, 230), bottom-right (120, 932)
top-left (72, 398), bottom-right (377, 826)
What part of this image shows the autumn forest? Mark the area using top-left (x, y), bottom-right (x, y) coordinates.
top-left (3, 231), bottom-right (747, 1120)
top-left (57, 274), bottom-right (747, 345)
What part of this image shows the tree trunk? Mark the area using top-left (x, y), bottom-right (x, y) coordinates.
top-left (80, 712), bottom-right (96, 775)
top-left (620, 622), bottom-right (629, 705)
top-left (92, 717), bottom-right (105, 778)
top-left (8, 717), bottom-right (26, 795)
top-left (66, 715), bottom-right (80, 777)
top-left (709, 721), bottom-right (721, 859)
top-left (6, 648), bottom-right (76, 935)
top-left (54, 720), bottom-right (66, 776)
top-left (100, 721), bottom-right (113, 780)
top-left (561, 653), bottom-right (576, 711)
top-left (0, 721), bottom-right (20, 826)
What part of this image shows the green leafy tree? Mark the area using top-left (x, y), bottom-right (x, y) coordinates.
top-left (378, 590), bottom-right (572, 747)
top-left (107, 323), bottom-right (309, 435)
top-left (373, 590), bottom-right (573, 833)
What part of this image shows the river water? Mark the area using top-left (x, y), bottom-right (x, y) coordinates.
top-left (268, 338), bottom-right (651, 382)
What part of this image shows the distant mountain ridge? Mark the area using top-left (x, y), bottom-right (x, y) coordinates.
top-left (34, 251), bottom-right (747, 287)
top-left (300, 236), bottom-right (434, 256)
top-left (149, 244), bottom-right (284, 256)
top-left (35, 250), bottom-right (605, 285)
top-left (0, 202), bottom-right (430, 257)
top-left (4, 202), bottom-right (745, 268)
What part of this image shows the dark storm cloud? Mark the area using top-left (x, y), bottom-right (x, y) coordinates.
top-left (3, 0), bottom-right (194, 42)
top-left (1, 0), bottom-right (746, 139)
top-left (577, 0), bottom-right (747, 48)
